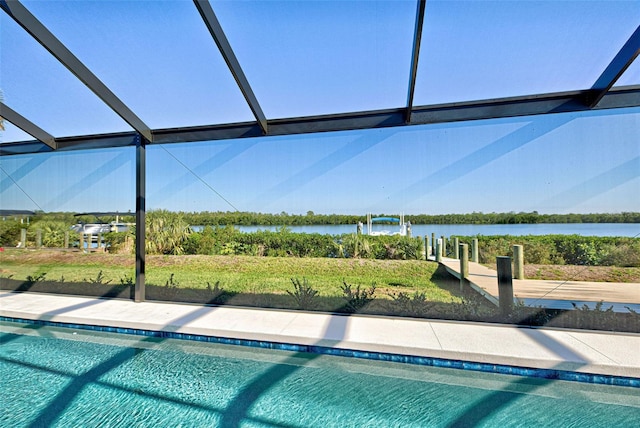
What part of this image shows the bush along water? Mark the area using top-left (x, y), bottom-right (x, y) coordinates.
top-left (453, 234), bottom-right (640, 267)
top-left (100, 225), bottom-right (639, 267)
top-left (180, 226), bottom-right (424, 260)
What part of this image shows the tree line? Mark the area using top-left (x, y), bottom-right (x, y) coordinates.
top-left (168, 211), bottom-right (640, 225)
top-left (5, 210), bottom-right (640, 228)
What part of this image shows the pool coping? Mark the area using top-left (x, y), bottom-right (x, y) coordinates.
top-left (1, 291), bottom-right (639, 388)
top-left (2, 315), bottom-right (638, 388)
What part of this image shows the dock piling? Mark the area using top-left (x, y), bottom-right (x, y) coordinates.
top-left (459, 243), bottom-right (469, 292)
top-left (472, 238), bottom-right (478, 263)
top-left (431, 233), bottom-right (435, 256)
top-left (513, 245), bottom-right (524, 279)
top-left (424, 235), bottom-right (429, 260)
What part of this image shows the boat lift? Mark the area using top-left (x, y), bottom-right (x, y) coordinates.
top-left (366, 213), bottom-right (409, 236)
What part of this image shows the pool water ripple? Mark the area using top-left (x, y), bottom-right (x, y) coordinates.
top-left (1, 321), bottom-right (639, 427)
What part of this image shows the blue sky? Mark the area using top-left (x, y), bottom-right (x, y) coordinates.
top-left (1, 1), bottom-right (639, 215)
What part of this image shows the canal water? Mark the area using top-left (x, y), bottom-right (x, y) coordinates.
top-left (193, 223), bottom-right (639, 238)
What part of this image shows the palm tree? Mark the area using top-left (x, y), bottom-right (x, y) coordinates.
top-left (146, 210), bottom-right (191, 255)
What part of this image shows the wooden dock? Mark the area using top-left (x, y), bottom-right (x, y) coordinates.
top-left (436, 257), bottom-right (640, 313)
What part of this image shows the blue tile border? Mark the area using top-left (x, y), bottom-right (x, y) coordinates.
top-left (2, 316), bottom-right (638, 388)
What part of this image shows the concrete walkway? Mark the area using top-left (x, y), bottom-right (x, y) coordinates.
top-left (437, 257), bottom-right (640, 312)
top-left (1, 291), bottom-right (639, 380)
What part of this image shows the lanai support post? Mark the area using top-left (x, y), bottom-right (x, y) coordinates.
top-left (135, 134), bottom-right (146, 302)
top-left (496, 256), bottom-right (514, 315)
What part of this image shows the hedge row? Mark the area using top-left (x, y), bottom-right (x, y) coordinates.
top-left (453, 235), bottom-right (640, 267)
top-left (183, 226), bottom-right (424, 260)
top-left (3, 217), bottom-right (638, 266)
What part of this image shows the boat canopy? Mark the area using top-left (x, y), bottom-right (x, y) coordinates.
top-left (74, 212), bottom-right (133, 217)
top-left (0, 210), bottom-right (35, 216)
top-left (370, 217), bottom-right (400, 223)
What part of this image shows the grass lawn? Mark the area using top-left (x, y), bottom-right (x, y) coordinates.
top-left (2, 249), bottom-right (638, 331)
top-left (0, 249), bottom-right (459, 305)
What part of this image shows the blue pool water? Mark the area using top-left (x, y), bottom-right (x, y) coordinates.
top-left (1, 321), bottom-right (638, 427)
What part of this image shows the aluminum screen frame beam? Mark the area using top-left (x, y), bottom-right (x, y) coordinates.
top-left (0, 102), bottom-right (56, 149)
top-left (194, 0), bottom-right (269, 135)
top-left (143, 87), bottom-right (640, 143)
top-left (134, 133), bottom-right (146, 302)
top-left (2, 87), bottom-right (639, 156)
top-left (405, 0), bottom-right (426, 123)
top-left (586, 25), bottom-right (640, 108)
top-left (0, 0), bottom-right (153, 142)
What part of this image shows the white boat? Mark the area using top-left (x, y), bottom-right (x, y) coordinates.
top-left (71, 212), bottom-right (133, 236)
top-left (71, 222), bottom-right (131, 235)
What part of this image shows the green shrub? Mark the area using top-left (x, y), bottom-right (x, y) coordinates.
top-left (184, 225), bottom-right (236, 255)
top-left (472, 236), bottom-right (511, 264)
top-left (184, 226), bottom-right (336, 257)
top-left (0, 220), bottom-right (23, 247)
top-left (340, 281), bottom-right (376, 313)
top-left (390, 236), bottom-right (423, 260)
top-left (338, 234), bottom-right (374, 258)
top-left (120, 274), bottom-right (134, 287)
top-left (103, 232), bottom-right (132, 253)
top-left (600, 242), bottom-right (640, 267)
top-left (240, 229), bottom-right (334, 258)
top-left (569, 301), bottom-right (618, 331)
top-left (29, 221), bottom-right (70, 247)
top-left (287, 277), bottom-right (319, 310)
top-left (458, 235), bottom-right (640, 267)
top-left (523, 240), bottom-right (562, 264)
top-left (163, 273), bottom-right (180, 299)
top-left (84, 270), bottom-right (111, 285)
top-left (389, 291), bottom-right (435, 317)
top-left (365, 235), bottom-right (423, 260)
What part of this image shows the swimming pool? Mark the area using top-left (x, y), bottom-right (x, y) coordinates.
top-left (1, 320), bottom-right (638, 427)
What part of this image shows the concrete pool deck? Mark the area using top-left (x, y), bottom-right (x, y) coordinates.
top-left (1, 291), bottom-right (639, 381)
